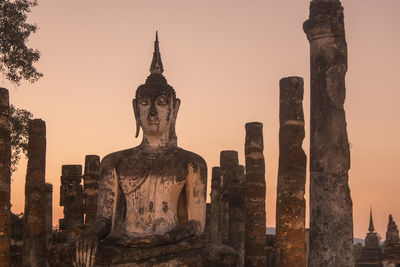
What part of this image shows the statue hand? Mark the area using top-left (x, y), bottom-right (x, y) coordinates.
top-left (74, 233), bottom-right (98, 267)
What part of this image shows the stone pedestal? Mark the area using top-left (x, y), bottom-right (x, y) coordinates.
top-left (83, 155), bottom-right (100, 226)
top-left (244, 122), bottom-right (267, 266)
top-left (304, 0), bottom-right (354, 265)
top-left (23, 119), bottom-right (47, 267)
top-left (0, 88), bottom-right (11, 267)
top-left (276, 77), bottom-right (306, 267)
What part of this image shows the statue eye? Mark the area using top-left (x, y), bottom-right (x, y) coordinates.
top-left (156, 96), bottom-right (168, 106)
top-left (139, 97), bottom-right (150, 105)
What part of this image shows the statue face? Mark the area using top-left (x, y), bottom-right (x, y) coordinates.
top-left (134, 90), bottom-right (179, 139)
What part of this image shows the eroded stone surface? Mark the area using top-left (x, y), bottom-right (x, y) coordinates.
top-left (276, 77), bottom-right (306, 267)
top-left (304, 0), bottom-right (354, 265)
top-left (23, 119), bottom-right (47, 267)
top-left (0, 88), bottom-right (11, 267)
top-left (244, 122), bottom-right (267, 267)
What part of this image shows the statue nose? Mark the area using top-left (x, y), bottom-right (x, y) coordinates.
top-left (148, 103), bottom-right (158, 117)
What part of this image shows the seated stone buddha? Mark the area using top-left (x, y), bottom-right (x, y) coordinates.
top-left (74, 33), bottom-right (237, 267)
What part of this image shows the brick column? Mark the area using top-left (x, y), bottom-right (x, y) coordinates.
top-left (23, 119), bottom-right (47, 267)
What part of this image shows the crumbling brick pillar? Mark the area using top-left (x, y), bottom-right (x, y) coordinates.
top-left (220, 150), bottom-right (238, 246)
top-left (83, 155), bottom-right (100, 226)
top-left (59, 165), bottom-right (84, 233)
top-left (0, 88), bottom-right (11, 267)
top-left (244, 122), bottom-right (267, 266)
top-left (23, 119), bottom-right (47, 267)
top-left (45, 183), bottom-right (53, 246)
top-left (210, 166), bottom-right (223, 243)
top-left (227, 164), bottom-right (245, 267)
top-left (204, 203), bottom-right (211, 240)
top-left (276, 77), bottom-right (307, 267)
top-left (304, 1), bottom-right (354, 265)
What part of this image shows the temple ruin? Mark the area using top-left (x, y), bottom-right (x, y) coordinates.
top-left (382, 215), bottom-right (400, 266)
top-left (3, 0), bottom-right (399, 266)
top-left (356, 209), bottom-right (383, 267)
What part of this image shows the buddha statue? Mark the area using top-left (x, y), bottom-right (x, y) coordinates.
top-left (74, 33), bottom-right (237, 267)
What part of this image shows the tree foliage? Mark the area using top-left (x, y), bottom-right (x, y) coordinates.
top-left (0, 0), bottom-right (42, 85)
top-left (9, 104), bottom-right (32, 172)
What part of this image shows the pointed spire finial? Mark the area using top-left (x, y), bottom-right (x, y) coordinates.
top-left (150, 31), bottom-right (164, 74)
top-left (369, 206), bottom-right (375, 232)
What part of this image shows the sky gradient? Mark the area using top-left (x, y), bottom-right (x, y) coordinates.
top-left (3, 0), bottom-right (400, 239)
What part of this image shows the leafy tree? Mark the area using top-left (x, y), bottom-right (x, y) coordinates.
top-left (0, 0), bottom-right (42, 85)
top-left (9, 104), bottom-right (32, 173)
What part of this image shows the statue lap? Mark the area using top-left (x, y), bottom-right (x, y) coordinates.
top-left (94, 239), bottom-right (237, 267)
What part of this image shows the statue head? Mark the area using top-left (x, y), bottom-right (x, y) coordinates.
top-left (133, 32), bottom-right (180, 146)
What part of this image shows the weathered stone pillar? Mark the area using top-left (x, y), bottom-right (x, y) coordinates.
top-left (23, 119), bottom-right (47, 267)
top-left (303, 1), bottom-right (354, 266)
top-left (204, 203), bottom-right (211, 240)
top-left (210, 166), bottom-right (223, 243)
top-left (45, 183), bottom-right (53, 246)
top-left (220, 150), bottom-right (238, 246)
top-left (0, 88), bottom-right (11, 267)
top-left (59, 165), bottom-right (84, 232)
top-left (227, 164), bottom-right (245, 267)
top-left (83, 155), bottom-right (100, 226)
top-left (276, 77), bottom-right (306, 267)
top-left (11, 213), bottom-right (24, 266)
top-left (244, 122), bottom-right (267, 266)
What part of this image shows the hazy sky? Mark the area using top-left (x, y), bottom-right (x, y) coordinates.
top-left (3, 0), bottom-right (400, 239)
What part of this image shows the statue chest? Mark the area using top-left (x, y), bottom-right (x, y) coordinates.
top-left (116, 157), bottom-right (187, 233)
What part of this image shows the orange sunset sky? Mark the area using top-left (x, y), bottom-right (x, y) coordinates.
top-left (2, 0), bottom-right (400, 239)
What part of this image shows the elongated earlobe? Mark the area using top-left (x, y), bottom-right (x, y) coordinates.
top-left (169, 98), bottom-right (180, 145)
top-left (133, 99), bottom-right (141, 138)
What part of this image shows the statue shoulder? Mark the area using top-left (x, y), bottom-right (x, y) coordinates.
top-left (100, 147), bottom-right (140, 169)
top-left (175, 148), bottom-right (207, 176)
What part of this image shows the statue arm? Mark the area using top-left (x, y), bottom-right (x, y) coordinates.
top-left (185, 159), bottom-right (207, 232)
top-left (86, 154), bottom-right (120, 240)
